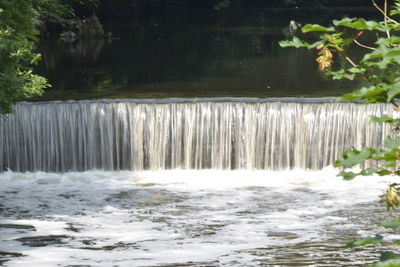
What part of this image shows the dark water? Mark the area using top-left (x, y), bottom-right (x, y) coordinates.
top-left (35, 17), bottom-right (361, 101)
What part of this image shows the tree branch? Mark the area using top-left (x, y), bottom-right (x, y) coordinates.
top-left (384, 0), bottom-right (391, 38)
top-left (345, 56), bottom-right (358, 68)
top-left (371, 0), bottom-right (399, 25)
top-left (353, 39), bottom-right (376, 50)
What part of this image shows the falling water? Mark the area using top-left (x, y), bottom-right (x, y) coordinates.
top-left (0, 98), bottom-right (393, 172)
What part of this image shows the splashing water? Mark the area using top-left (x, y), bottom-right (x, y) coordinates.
top-left (0, 169), bottom-right (398, 266)
top-left (0, 98), bottom-right (397, 266)
top-left (0, 98), bottom-right (393, 172)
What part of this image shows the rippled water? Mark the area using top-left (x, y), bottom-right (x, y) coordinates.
top-left (0, 169), bottom-right (397, 266)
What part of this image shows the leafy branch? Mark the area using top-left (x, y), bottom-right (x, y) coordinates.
top-left (280, 1), bottom-right (400, 265)
top-left (279, 1), bottom-right (400, 105)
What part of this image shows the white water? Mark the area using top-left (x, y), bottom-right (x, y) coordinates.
top-left (0, 168), bottom-right (397, 266)
top-left (0, 99), bottom-right (393, 172)
top-left (0, 99), bottom-right (397, 265)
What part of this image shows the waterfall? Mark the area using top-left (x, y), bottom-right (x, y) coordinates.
top-left (0, 98), bottom-right (393, 172)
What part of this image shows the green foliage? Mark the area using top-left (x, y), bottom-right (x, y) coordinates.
top-left (333, 136), bottom-right (400, 184)
top-left (279, 0), bottom-right (400, 104)
top-left (392, 0), bottom-right (400, 16)
top-left (334, 147), bottom-right (376, 168)
top-left (371, 115), bottom-right (398, 125)
top-left (280, 1), bottom-right (400, 265)
top-left (379, 216), bottom-right (400, 228)
top-left (370, 259), bottom-right (400, 267)
top-left (35, 0), bottom-right (74, 23)
top-left (0, 0), bottom-right (52, 114)
top-left (332, 17), bottom-right (390, 31)
top-left (301, 24), bottom-right (334, 33)
top-left (379, 252), bottom-right (400, 262)
top-left (346, 234), bottom-right (384, 248)
top-left (337, 167), bottom-right (378, 181)
top-left (279, 37), bottom-right (310, 48)
top-left (280, 0), bottom-right (400, 177)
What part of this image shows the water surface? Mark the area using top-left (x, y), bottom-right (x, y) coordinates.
top-left (35, 21), bottom-right (360, 101)
top-left (1, 100), bottom-right (391, 172)
top-left (0, 169), bottom-right (396, 266)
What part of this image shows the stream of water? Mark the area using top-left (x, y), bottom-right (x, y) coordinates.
top-left (0, 99), bottom-right (392, 172)
top-left (1, 5), bottom-right (391, 266)
top-left (0, 98), bottom-right (397, 266)
top-left (0, 168), bottom-right (397, 266)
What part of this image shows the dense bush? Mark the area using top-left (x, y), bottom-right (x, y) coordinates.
top-left (0, 0), bottom-right (50, 114)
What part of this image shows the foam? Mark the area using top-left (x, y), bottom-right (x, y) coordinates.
top-left (0, 168), bottom-right (395, 266)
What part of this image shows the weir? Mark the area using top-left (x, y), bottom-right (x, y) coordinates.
top-left (0, 98), bottom-right (393, 172)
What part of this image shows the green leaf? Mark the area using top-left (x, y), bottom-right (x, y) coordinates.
top-left (279, 37), bottom-right (310, 48)
top-left (346, 234), bottom-right (383, 248)
top-left (319, 32), bottom-right (344, 47)
top-left (344, 74), bottom-right (356, 80)
top-left (370, 115), bottom-right (397, 125)
top-left (340, 86), bottom-right (387, 103)
top-left (337, 168), bottom-right (378, 180)
top-left (363, 43), bottom-right (400, 69)
top-left (360, 167), bottom-right (379, 176)
top-left (369, 259), bottom-right (400, 267)
top-left (380, 251), bottom-right (400, 262)
top-left (379, 216), bottom-right (400, 229)
top-left (337, 170), bottom-right (358, 180)
top-left (301, 24), bottom-right (334, 33)
top-left (384, 137), bottom-right (400, 149)
top-left (309, 40), bottom-right (325, 49)
top-left (327, 70), bottom-right (360, 81)
top-left (334, 147), bottom-right (376, 168)
top-left (388, 82), bottom-right (400, 102)
top-left (333, 18), bottom-right (387, 31)
top-left (328, 70), bottom-right (347, 80)
top-left (376, 149), bottom-right (400, 162)
top-left (348, 67), bottom-right (366, 74)
top-left (378, 169), bottom-right (394, 175)
top-left (376, 37), bottom-right (400, 46)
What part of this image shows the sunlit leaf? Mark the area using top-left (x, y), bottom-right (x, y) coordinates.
top-left (388, 82), bottom-right (400, 102)
top-left (309, 40), bottom-right (325, 49)
top-left (376, 37), bottom-right (400, 46)
top-left (333, 18), bottom-right (387, 31)
top-left (301, 24), bottom-right (334, 33)
top-left (348, 67), bottom-right (366, 74)
top-left (376, 149), bottom-right (400, 162)
top-left (340, 86), bottom-right (387, 102)
top-left (334, 147), bottom-right (376, 168)
top-left (279, 37), bottom-right (310, 48)
top-left (384, 186), bottom-right (400, 210)
top-left (316, 47), bottom-right (333, 70)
